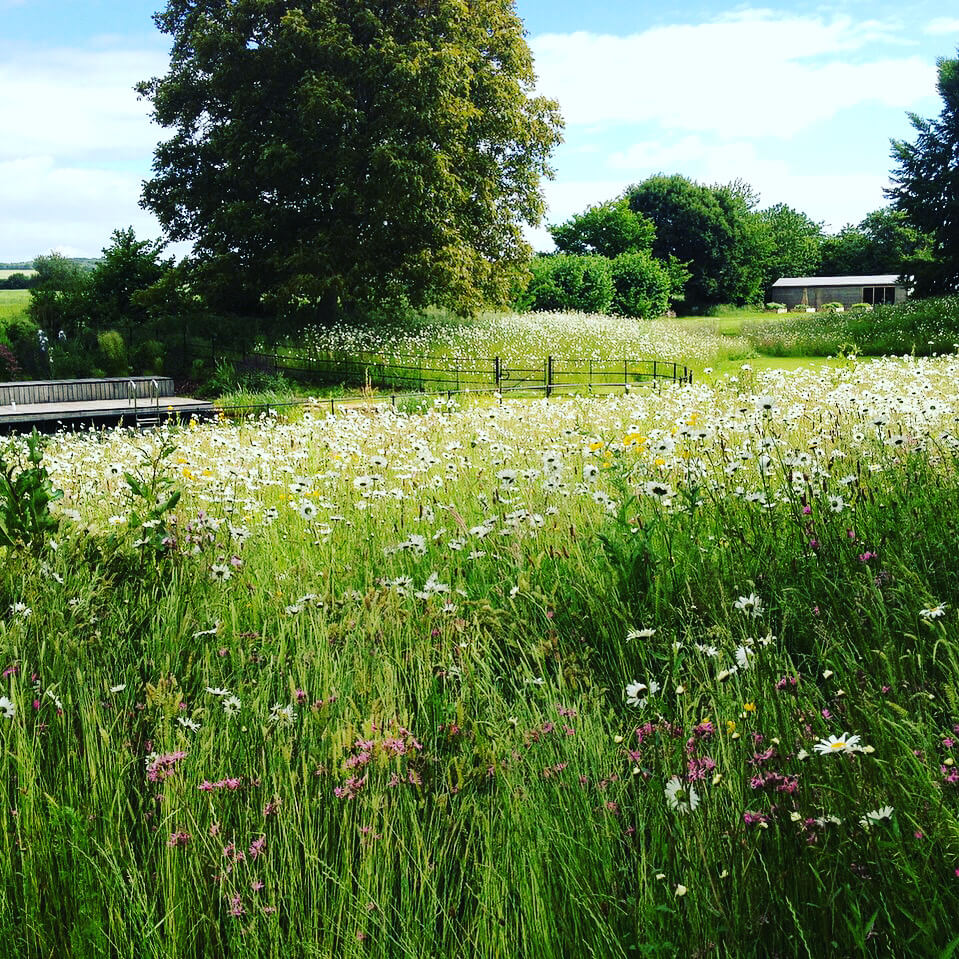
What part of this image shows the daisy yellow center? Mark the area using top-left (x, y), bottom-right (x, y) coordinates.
top-left (830, 741), bottom-right (846, 749)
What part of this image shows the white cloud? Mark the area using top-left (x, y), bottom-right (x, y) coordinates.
top-left (925, 18), bottom-right (959, 35)
top-left (0, 46), bottom-right (168, 162)
top-left (0, 43), bottom-right (172, 257)
top-left (524, 133), bottom-right (892, 251)
top-left (531, 12), bottom-right (936, 137)
top-left (0, 156), bottom-right (167, 258)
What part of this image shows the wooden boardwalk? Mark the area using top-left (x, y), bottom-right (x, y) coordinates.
top-left (0, 377), bottom-right (213, 432)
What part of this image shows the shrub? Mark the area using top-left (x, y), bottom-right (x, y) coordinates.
top-left (0, 344), bottom-right (22, 380)
top-left (132, 339), bottom-right (165, 376)
top-left (609, 252), bottom-right (671, 318)
top-left (819, 301), bottom-right (844, 313)
top-left (51, 340), bottom-right (97, 379)
top-left (0, 430), bottom-right (61, 553)
top-left (198, 359), bottom-right (291, 398)
top-left (5, 314), bottom-right (45, 378)
top-left (520, 255), bottom-right (614, 314)
top-left (765, 302), bottom-right (786, 311)
top-left (97, 330), bottom-right (128, 377)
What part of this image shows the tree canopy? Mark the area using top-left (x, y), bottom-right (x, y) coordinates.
top-left (819, 209), bottom-right (931, 278)
top-left (758, 203), bottom-right (823, 283)
top-left (887, 50), bottom-right (959, 295)
top-left (549, 197), bottom-right (656, 258)
top-left (138, 0), bottom-right (563, 319)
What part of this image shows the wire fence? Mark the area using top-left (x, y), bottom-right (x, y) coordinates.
top-left (228, 348), bottom-right (692, 398)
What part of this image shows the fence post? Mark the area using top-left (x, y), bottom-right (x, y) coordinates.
top-left (588, 358), bottom-right (593, 394)
top-left (673, 362), bottom-right (677, 381)
top-left (624, 358), bottom-right (628, 389)
top-left (494, 357), bottom-right (501, 390)
top-left (546, 355), bottom-right (553, 397)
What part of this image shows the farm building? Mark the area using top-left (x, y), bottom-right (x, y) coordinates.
top-left (770, 275), bottom-right (907, 310)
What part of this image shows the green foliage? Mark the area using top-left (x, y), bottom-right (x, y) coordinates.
top-left (765, 302), bottom-right (786, 311)
top-left (6, 363), bottom-right (959, 956)
top-left (520, 255), bottom-right (614, 314)
top-left (88, 228), bottom-right (172, 335)
top-left (138, 0), bottom-right (564, 318)
top-left (609, 251), bottom-right (672, 318)
top-left (50, 341), bottom-right (97, 379)
top-left (131, 339), bottom-right (166, 376)
top-left (4, 314), bottom-right (45, 378)
top-left (96, 330), bottom-right (128, 377)
top-left (27, 252), bottom-right (92, 342)
top-left (757, 202), bottom-right (823, 287)
top-left (888, 51), bottom-right (959, 294)
top-left (550, 197), bottom-right (656, 258)
top-left (626, 174), bottom-right (769, 309)
top-left (0, 431), bottom-right (61, 553)
top-left (820, 208), bottom-right (932, 277)
top-left (114, 440), bottom-right (182, 562)
top-left (198, 359), bottom-right (292, 399)
top-left (0, 272), bottom-right (34, 290)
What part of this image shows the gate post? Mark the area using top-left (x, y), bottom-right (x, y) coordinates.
top-left (546, 355), bottom-right (553, 397)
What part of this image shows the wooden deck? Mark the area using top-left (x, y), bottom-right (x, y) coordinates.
top-left (0, 377), bottom-right (213, 432)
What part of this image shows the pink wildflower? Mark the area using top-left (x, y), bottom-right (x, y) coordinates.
top-left (146, 751), bottom-right (187, 783)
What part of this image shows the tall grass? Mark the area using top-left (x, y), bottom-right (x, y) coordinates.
top-left (741, 296), bottom-right (959, 358)
top-left (300, 307), bottom-right (755, 369)
top-left (1, 357), bottom-right (958, 957)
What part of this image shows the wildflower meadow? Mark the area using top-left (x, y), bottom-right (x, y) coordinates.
top-left (2, 354), bottom-right (959, 956)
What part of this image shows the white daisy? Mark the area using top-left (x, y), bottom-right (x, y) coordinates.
top-left (665, 776), bottom-right (699, 815)
top-left (859, 805), bottom-right (894, 828)
top-left (813, 732), bottom-right (862, 755)
top-left (733, 593), bottom-right (764, 619)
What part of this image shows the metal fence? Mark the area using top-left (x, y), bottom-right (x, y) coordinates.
top-left (230, 348), bottom-right (692, 396)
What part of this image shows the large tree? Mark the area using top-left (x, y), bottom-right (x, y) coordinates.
top-left (624, 174), bottom-right (768, 309)
top-left (549, 197), bottom-right (656, 258)
top-left (887, 51), bottom-right (959, 295)
top-left (819, 208), bottom-right (931, 278)
top-left (758, 203), bottom-right (823, 287)
top-left (138, 0), bottom-right (563, 319)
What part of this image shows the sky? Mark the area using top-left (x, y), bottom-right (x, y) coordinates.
top-left (0, 0), bottom-right (955, 260)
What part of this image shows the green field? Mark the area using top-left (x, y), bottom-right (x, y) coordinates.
top-left (0, 290), bottom-right (30, 336)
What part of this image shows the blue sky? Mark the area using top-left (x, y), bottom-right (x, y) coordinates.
top-left (0, 0), bottom-right (956, 259)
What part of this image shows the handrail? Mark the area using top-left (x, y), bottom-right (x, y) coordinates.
top-left (227, 349), bottom-right (692, 393)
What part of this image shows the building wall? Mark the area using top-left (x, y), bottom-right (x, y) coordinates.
top-left (774, 285), bottom-right (907, 309)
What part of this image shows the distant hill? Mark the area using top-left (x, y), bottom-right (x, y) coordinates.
top-left (0, 258), bottom-right (100, 271)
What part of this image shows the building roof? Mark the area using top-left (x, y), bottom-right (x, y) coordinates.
top-left (771, 275), bottom-right (901, 287)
